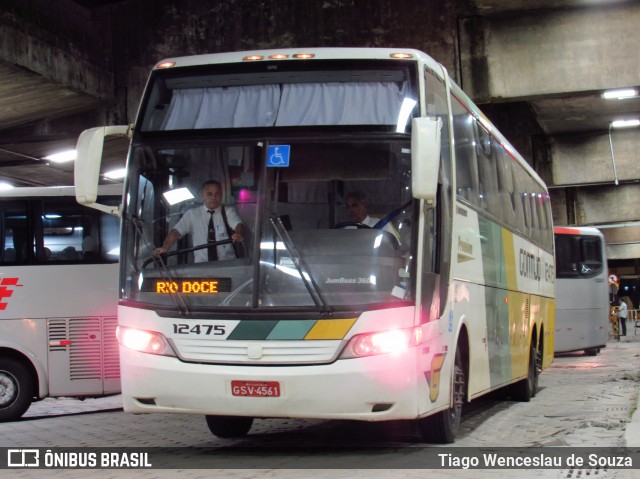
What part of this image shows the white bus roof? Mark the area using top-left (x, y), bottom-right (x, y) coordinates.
top-left (153, 47), bottom-right (444, 74)
top-left (554, 226), bottom-right (604, 237)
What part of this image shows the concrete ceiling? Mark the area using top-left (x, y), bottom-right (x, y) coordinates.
top-left (468, 0), bottom-right (640, 136)
top-left (0, 0), bottom-right (638, 186)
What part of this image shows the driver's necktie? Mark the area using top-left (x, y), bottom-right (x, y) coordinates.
top-left (207, 210), bottom-right (218, 261)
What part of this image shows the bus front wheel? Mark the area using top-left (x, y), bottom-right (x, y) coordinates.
top-left (0, 358), bottom-right (35, 421)
top-left (418, 349), bottom-right (466, 444)
top-left (205, 415), bottom-right (254, 438)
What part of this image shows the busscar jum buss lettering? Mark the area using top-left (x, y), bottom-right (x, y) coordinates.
top-left (75, 48), bottom-right (555, 443)
top-left (554, 226), bottom-right (609, 356)
top-left (0, 185), bottom-right (121, 421)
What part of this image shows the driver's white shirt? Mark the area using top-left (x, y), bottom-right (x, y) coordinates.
top-left (174, 205), bottom-right (242, 262)
top-left (357, 215), bottom-right (400, 241)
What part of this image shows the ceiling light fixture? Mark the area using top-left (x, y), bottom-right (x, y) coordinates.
top-left (103, 168), bottom-right (127, 180)
top-left (611, 119), bottom-right (640, 129)
top-left (603, 89), bottom-right (638, 100)
top-left (163, 187), bottom-right (194, 206)
top-left (43, 149), bottom-right (76, 163)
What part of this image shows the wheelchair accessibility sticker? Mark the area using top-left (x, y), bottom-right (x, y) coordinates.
top-left (267, 145), bottom-right (290, 167)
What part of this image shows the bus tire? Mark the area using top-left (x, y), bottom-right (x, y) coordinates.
top-left (205, 415), bottom-right (253, 438)
top-left (584, 348), bottom-right (599, 356)
top-left (511, 342), bottom-right (538, 402)
top-left (418, 349), bottom-right (466, 444)
top-left (0, 358), bottom-right (35, 421)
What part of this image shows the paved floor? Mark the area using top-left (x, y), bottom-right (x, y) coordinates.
top-left (2, 333), bottom-right (639, 479)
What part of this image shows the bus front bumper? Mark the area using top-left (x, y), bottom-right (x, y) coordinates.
top-left (119, 347), bottom-right (423, 421)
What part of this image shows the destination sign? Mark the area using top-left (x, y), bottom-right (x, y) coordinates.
top-left (143, 278), bottom-right (232, 294)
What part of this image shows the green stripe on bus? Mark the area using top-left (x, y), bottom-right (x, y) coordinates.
top-left (478, 215), bottom-right (504, 288)
top-left (267, 320), bottom-right (316, 340)
top-left (227, 320), bottom-right (278, 340)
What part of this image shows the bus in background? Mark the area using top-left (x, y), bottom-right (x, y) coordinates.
top-left (554, 226), bottom-right (609, 356)
top-left (75, 48), bottom-right (555, 443)
top-left (0, 185), bottom-right (121, 421)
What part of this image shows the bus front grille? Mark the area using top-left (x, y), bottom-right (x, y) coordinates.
top-left (172, 338), bottom-right (343, 365)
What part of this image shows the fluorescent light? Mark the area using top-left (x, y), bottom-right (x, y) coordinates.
top-left (0, 182), bottom-right (14, 190)
top-left (163, 187), bottom-right (194, 205)
top-left (103, 168), bottom-right (127, 179)
top-left (603, 89), bottom-right (638, 100)
top-left (611, 119), bottom-right (640, 129)
top-left (43, 149), bottom-right (76, 163)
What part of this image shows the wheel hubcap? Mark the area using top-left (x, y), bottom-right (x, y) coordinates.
top-left (0, 372), bottom-right (18, 407)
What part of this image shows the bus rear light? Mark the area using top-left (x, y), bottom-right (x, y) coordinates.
top-left (116, 326), bottom-right (176, 357)
top-left (269, 54), bottom-right (289, 59)
top-left (243, 55), bottom-right (264, 61)
top-left (157, 61), bottom-right (176, 69)
top-left (293, 53), bottom-right (315, 59)
top-left (340, 326), bottom-right (422, 359)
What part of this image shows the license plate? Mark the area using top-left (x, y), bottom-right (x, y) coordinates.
top-left (231, 380), bottom-right (281, 397)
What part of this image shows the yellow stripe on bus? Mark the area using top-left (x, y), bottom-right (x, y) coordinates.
top-left (304, 318), bottom-right (357, 340)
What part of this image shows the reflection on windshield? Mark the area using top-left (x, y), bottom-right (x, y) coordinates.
top-left (121, 138), bottom-right (414, 312)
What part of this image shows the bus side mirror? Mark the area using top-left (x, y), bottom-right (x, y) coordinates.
top-left (411, 117), bottom-right (442, 203)
top-left (75, 125), bottom-right (130, 216)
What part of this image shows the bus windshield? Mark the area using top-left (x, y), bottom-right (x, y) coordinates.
top-left (122, 137), bottom-right (414, 313)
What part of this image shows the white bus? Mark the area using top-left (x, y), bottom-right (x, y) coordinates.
top-left (75, 48), bottom-right (555, 443)
top-left (0, 185), bottom-right (121, 421)
top-left (554, 226), bottom-right (609, 355)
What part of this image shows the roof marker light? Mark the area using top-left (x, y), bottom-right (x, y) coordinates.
top-left (293, 53), bottom-right (315, 59)
top-left (157, 61), bottom-right (176, 69)
top-left (243, 55), bottom-right (264, 61)
top-left (269, 54), bottom-right (289, 60)
top-left (391, 53), bottom-right (414, 59)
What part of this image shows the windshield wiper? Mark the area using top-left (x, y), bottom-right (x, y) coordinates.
top-left (269, 215), bottom-right (332, 316)
top-left (125, 212), bottom-right (190, 316)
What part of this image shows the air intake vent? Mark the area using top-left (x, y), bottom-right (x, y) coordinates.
top-left (47, 316), bottom-right (120, 381)
top-left (69, 317), bottom-right (103, 380)
top-left (48, 319), bottom-right (68, 352)
top-left (102, 316), bottom-right (120, 379)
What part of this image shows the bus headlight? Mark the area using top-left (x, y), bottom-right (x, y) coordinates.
top-left (116, 326), bottom-right (176, 357)
top-left (340, 326), bottom-right (423, 359)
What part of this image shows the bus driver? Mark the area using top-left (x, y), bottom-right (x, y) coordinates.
top-left (154, 180), bottom-right (245, 262)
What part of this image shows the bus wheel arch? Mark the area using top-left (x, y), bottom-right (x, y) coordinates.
top-left (0, 354), bottom-right (37, 421)
top-left (418, 328), bottom-right (469, 444)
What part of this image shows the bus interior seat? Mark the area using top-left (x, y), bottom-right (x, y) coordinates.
top-left (2, 248), bottom-right (15, 262)
top-left (61, 246), bottom-right (79, 260)
top-left (83, 236), bottom-right (99, 260)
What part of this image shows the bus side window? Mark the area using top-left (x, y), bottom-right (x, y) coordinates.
top-left (1, 202), bottom-right (29, 264)
top-left (474, 121), bottom-right (502, 220)
top-left (452, 101), bottom-right (479, 206)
